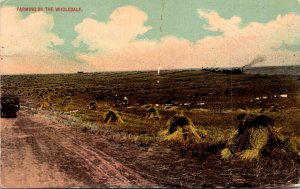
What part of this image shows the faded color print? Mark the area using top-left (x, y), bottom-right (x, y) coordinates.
top-left (0, 1), bottom-right (300, 188)
top-left (1, 0), bottom-right (300, 74)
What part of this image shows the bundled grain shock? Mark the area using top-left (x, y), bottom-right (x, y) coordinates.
top-left (89, 101), bottom-right (97, 110)
top-left (146, 106), bottom-right (160, 119)
top-left (160, 112), bottom-right (206, 144)
top-left (221, 113), bottom-right (300, 161)
top-left (103, 110), bottom-right (123, 124)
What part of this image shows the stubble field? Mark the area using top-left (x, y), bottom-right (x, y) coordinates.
top-left (1, 67), bottom-right (300, 187)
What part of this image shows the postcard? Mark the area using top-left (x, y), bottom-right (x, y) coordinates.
top-left (0, 0), bottom-right (299, 188)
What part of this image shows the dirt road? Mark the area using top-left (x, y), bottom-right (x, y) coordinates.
top-left (0, 110), bottom-right (153, 188)
top-left (1, 109), bottom-right (299, 188)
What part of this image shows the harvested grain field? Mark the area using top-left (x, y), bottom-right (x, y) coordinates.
top-left (1, 68), bottom-right (300, 188)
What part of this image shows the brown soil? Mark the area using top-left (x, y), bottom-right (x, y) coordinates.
top-left (1, 108), bottom-right (299, 188)
top-left (0, 110), bottom-right (152, 188)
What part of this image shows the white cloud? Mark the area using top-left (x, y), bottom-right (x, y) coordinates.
top-left (198, 9), bottom-right (241, 34)
top-left (73, 6), bottom-right (151, 51)
top-left (1, 7), bottom-right (64, 56)
top-left (0, 7), bottom-right (80, 74)
top-left (2, 6), bottom-right (299, 74)
top-left (73, 6), bottom-right (300, 72)
top-left (195, 10), bottom-right (300, 67)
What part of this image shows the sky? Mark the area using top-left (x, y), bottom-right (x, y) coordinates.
top-left (1, 0), bottom-right (300, 74)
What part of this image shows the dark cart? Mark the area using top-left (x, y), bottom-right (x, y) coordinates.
top-left (1, 96), bottom-right (20, 118)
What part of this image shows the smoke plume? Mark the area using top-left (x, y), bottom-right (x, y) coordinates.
top-left (243, 56), bottom-right (266, 69)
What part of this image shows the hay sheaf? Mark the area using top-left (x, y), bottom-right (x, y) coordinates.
top-left (39, 100), bottom-right (52, 110)
top-left (146, 106), bottom-right (160, 119)
top-left (59, 96), bottom-right (72, 112)
top-left (89, 101), bottom-right (98, 110)
top-left (103, 110), bottom-right (123, 124)
top-left (38, 96), bottom-right (52, 110)
top-left (221, 113), bottom-right (300, 161)
top-left (161, 112), bottom-right (206, 144)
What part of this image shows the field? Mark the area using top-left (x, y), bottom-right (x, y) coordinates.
top-left (1, 67), bottom-right (300, 187)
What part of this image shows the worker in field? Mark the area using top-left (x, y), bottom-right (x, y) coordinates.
top-left (114, 94), bottom-right (119, 106)
top-left (123, 96), bottom-right (128, 107)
